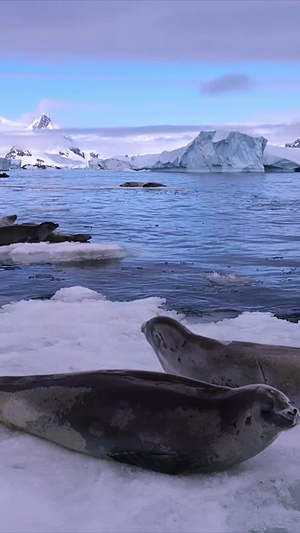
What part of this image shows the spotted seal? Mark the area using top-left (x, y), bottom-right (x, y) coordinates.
top-left (142, 316), bottom-right (300, 407)
top-left (0, 369), bottom-right (297, 474)
top-left (0, 222), bottom-right (59, 246)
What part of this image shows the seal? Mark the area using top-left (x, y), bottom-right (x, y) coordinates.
top-left (47, 232), bottom-right (92, 243)
top-left (0, 215), bottom-right (17, 227)
top-left (142, 182), bottom-right (166, 188)
top-left (142, 316), bottom-right (300, 407)
top-left (0, 222), bottom-right (59, 246)
top-left (120, 181), bottom-right (144, 187)
top-left (0, 369), bottom-right (297, 474)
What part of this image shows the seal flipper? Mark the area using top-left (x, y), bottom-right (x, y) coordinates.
top-left (107, 451), bottom-right (191, 475)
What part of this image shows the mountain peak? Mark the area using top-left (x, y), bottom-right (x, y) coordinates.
top-left (28, 114), bottom-right (55, 130)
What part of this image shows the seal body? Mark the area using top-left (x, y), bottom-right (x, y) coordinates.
top-left (0, 222), bottom-right (58, 246)
top-left (0, 215), bottom-right (17, 227)
top-left (142, 316), bottom-right (300, 406)
top-left (0, 370), bottom-right (297, 474)
top-left (47, 232), bottom-right (92, 243)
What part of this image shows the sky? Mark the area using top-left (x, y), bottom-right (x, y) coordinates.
top-left (0, 0), bottom-right (300, 146)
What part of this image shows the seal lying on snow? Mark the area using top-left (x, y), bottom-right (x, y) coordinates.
top-left (0, 369), bottom-right (297, 474)
top-left (0, 222), bottom-right (58, 246)
top-left (0, 215), bottom-right (17, 227)
top-left (142, 316), bottom-right (300, 407)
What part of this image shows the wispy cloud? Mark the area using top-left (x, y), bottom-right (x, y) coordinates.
top-left (200, 74), bottom-right (252, 95)
top-left (19, 99), bottom-right (116, 126)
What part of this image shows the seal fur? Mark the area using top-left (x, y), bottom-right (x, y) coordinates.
top-left (142, 316), bottom-right (300, 406)
top-left (0, 222), bottom-right (59, 246)
top-left (0, 369), bottom-right (297, 474)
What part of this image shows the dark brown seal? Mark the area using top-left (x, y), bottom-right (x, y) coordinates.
top-left (0, 369), bottom-right (297, 474)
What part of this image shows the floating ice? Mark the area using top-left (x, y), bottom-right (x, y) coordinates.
top-left (0, 287), bottom-right (300, 532)
top-left (206, 271), bottom-right (252, 285)
top-left (0, 242), bottom-right (125, 264)
top-left (132, 130), bottom-right (267, 173)
top-left (263, 144), bottom-right (300, 172)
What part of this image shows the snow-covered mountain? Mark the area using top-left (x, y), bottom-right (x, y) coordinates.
top-left (27, 114), bottom-right (56, 130)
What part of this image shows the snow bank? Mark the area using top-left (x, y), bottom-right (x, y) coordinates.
top-left (0, 286), bottom-right (300, 532)
top-left (0, 242), bottom-right (125, 264)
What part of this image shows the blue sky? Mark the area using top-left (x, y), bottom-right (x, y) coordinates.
top-left (1, 59), bottom-right (300, 128)
top-left (0, 0), bottom-right (299, 143)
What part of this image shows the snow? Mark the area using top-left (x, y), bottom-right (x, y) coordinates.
top-left (0, 286), bottom-right (300, 532)
top-left (0, 242), bottom-right (125, 264)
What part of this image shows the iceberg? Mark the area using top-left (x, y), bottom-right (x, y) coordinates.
top-left (263, 145), bottom-right (300, 172)
top-left (132, 131), bottom-right (267, 173)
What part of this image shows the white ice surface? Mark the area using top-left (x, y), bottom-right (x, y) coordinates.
top-left (0, 242), bottom-right (125, 264)
top-left (0, 286), bottom-right (300, 532)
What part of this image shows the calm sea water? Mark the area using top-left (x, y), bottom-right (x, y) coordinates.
top-left (1, 168), bottom-right (300, 321)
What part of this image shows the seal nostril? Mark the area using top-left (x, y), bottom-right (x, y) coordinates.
top-left (287, 408), bottom-right (298, 417)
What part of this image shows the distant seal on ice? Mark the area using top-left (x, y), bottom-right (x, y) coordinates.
top-left (142, 182), bottom-right (166, 188)
top-left (142, 316), bottom-right (300, 407)
top-left (0, 369), bottom-right (297, 474)
top-left (0, 215), bottom-right (17, 227)
top-left (47, 232), bottom-right (92, 243)
top-left (119, 181), bottom-right (166, 188)
top-left (0, 222), bottom-right (59, 246)
top-left (19, 224), bottom-right (91, 243)
top-left (120, 181), bottom-right (144, 187)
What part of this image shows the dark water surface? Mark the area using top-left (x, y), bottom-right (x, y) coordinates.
top-left (1, 169), bottom-right (300, 321)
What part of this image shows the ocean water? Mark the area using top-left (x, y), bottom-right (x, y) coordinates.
top-left (1, 168), bottom-right (300, 320)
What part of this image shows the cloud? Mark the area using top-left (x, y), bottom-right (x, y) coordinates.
top-left (19, 100), bottom-right (116, 127)
top-left (1, 1), bottom-right (300, 63)
top-left (37, 99), bottom-right (114, 113)
top-left (200, 74), bottom-right (252, 95)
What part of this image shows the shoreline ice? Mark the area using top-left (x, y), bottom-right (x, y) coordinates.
top-left (0, 286), bottom-right (300, 532)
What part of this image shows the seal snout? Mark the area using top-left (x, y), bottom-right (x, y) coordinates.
top-left (286, 406), bottom-right (300, 426)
